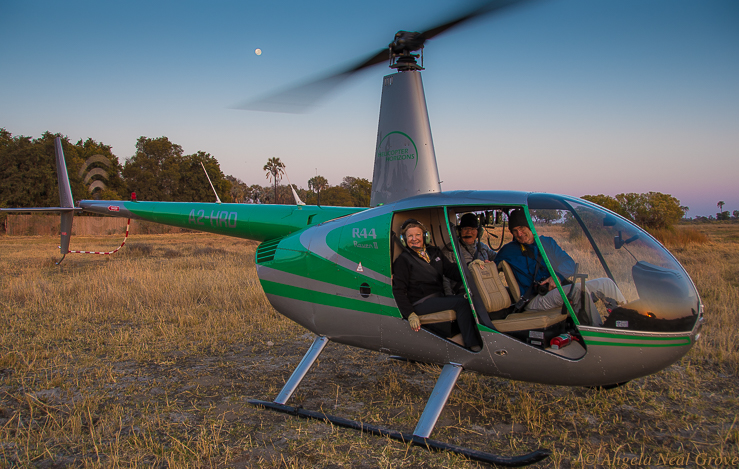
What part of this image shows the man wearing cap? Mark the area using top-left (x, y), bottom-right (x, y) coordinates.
top-left (457, 213), bottom-right (496, 265)
top-left (495, 209), bottom-right (624, 323)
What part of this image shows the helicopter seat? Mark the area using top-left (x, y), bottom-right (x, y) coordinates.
top-left (468, 261), bottom-right (511, 313)
top-left (497, 261), bottom-right (521, 302)
top-left (490, 261), bottom-right (568, 334)
top-left (417, 311), bottom-right (464, 346)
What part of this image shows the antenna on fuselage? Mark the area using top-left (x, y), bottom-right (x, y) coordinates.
top-left (200, 162), bottom-right (222, 204)
top-left (283, 170), bottom-right (306, 206)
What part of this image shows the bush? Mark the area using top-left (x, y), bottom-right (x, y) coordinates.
top-left (582, 192), bottom-right (683, 230)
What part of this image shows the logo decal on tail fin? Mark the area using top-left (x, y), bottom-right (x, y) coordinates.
top-left (376, 131), bottom-right (419, 171)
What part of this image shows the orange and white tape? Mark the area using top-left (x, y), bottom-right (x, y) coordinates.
top-left (69, 219), bottom-right (130, 255)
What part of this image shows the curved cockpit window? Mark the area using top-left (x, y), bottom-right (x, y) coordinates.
top-left (528, 194), bottom-right (700, 333)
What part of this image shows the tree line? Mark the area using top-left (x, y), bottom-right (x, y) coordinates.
top-left (582, 193), bottom-right (737, 229)
top-left (3, 129), bottom-right (731, 232)
top-left (0, 129), bottom-right (371, 209)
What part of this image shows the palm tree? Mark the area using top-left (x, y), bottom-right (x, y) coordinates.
top-left (717, 201), bottom-right (725, 213)
top-left (308, 175), bottom-right (328, 205)
top-left (263, 157), bottom-right (286, 204)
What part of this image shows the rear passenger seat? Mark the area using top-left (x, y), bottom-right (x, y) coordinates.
top-left (469, 260), bottom-right (568, 333)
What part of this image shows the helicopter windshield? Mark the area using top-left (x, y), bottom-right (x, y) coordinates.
top-left (527, 194), bottom-right (700, 333)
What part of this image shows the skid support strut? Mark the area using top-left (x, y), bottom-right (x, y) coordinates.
top-left (414, 363), bottom-right (462, 438)
top-left (248, 337), bottom-right (550, 466)
top-left (274, 335), bottom-right (329, 405)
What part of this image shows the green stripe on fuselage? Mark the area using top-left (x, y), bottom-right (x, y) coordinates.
top-left (261, 279), bottom-right (398, 316)
top-left (580, 330), bottom-right (691, 347)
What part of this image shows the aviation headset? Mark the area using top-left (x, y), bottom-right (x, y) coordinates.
top-left (457, 212), bottom-right (483, 239)
top-left (399, 218), bottom-right (431, 247)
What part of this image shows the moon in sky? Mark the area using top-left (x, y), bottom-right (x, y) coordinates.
top-left (255, 48), bottom-right (262, 56)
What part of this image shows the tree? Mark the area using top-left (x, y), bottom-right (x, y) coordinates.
top-left (244, 184), bottom-right (268, 204)
top-left (319, 185), bottom-right (353, 206)
top-left (308, 175), bottom-right (328, 205)
top-left (123, 137), bottom-right (231, 202)
top-left (178, 151), bottom-right (232, 203)
top-left (717, 201), bottom-right (725, 213)
top-left (0, 130), bottom-right (86, 208)
top-left (227, 175), bottom-right (248, 203)
top-left (263, 157), bottom-right (285, 204)
top-left (581, 194), bottom-right (630, 219)
top-left (75, 137), bottom-right (126, 200)
top-left (582, 192), bottom-right (684, 230)
top-left (530, 209), bottom-right (561, 224)
top-left (340, 176), bottom-right (372, 207)
top-left (616, 192), bottom-right (683, 229)
top-left (123, 137), bottom-right (184, 201)
top-left (733, 210), bottom-right (739, 219)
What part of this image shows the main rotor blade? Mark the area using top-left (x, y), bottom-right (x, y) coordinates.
top-left (235, 0), bottom-right (533, 113)
top-left (234, 48), bottom-right (388, 113)
top-left (418, 0), bottom-right (525, 42)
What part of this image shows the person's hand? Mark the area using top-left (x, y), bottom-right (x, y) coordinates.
top-left (408, 312), bottom-right (421, 331)
top-left (542, 277), bottom-right (557, 291)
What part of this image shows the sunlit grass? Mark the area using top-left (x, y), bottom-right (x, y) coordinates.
top-left (1, 227), bottom-right (737, 467)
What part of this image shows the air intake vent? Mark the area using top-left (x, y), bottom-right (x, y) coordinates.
top-left (256, 237), bottom-right (282, 264)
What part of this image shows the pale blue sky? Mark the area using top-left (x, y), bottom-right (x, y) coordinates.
top-left (1, 0), bottom-right (737, 217)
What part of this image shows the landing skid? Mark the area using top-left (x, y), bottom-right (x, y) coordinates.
top-left (249, 400), bottom-right (550, 466)
top-left (249, 336), bottom-right (550, 467)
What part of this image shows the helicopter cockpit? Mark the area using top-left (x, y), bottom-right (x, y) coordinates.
top-left (390, 192), bottom-right (701, 355)
top-left (525, 193), bottom-right (701, 333)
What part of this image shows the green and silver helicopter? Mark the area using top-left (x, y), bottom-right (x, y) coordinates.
top-left (2, 1), bottom-right (703, 465)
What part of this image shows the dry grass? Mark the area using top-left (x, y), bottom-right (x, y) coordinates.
top-left (1, 228), bottom-right (738, 468)
top-left (648, 226), bottom-right (710, 247)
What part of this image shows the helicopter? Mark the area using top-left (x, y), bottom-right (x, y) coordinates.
top-left (1, 0), bottom-right (704, 466)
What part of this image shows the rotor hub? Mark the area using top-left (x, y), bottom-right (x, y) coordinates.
top-left (389, 31), bottom-right (425, 71)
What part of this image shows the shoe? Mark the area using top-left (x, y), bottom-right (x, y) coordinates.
top-left (470, 345), bottom-right (482, 352)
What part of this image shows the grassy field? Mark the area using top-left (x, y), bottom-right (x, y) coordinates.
top-left (1, 225), bottom-right (737, 468)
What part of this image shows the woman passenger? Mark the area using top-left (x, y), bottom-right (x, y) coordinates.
top-left (392, 219), bottom-right (482, 351)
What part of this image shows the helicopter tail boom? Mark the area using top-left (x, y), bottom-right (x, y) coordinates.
top-left (0, 137), bottom-right (365, 249)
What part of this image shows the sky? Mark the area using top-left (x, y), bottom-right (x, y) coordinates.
top-left (1, 0), bottom-right (737, 218)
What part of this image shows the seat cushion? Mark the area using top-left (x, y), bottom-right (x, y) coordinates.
top-left (418, 309), bottom-right (456, 324)
top-left (491, 309), bottom-right (567, 332)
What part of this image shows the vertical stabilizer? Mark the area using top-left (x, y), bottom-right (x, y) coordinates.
top-left (370, 71), bottom-right (441, 207)
top-left (54, 137), bottom-right (74, 256)
top-left (55, 138), bottom-right (74, 209)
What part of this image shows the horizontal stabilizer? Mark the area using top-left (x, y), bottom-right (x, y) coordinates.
top-left (0, 207), bottom-right (82, 212)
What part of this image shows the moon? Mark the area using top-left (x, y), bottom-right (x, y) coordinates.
top-left (255, 48), bottom-right (262, 56)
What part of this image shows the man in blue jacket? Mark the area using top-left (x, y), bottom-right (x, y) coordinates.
top-left (495, 209), bottom-right (624, 323)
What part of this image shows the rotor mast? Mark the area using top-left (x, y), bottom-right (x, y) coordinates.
top-left (369, 31), bottom-right (441, 207)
